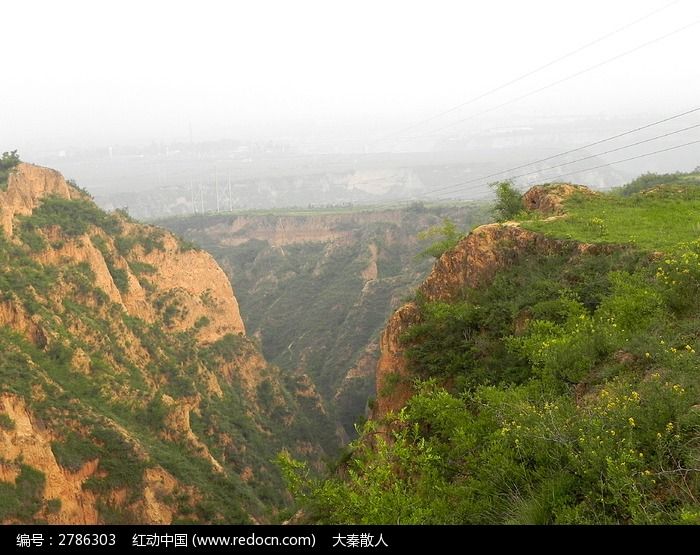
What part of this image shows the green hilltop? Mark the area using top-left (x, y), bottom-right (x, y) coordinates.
top-left (524, 170), bottom-right (700, 250)
top-left (283, 170), bottom-right (700, 524)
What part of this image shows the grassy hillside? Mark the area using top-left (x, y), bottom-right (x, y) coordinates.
top-left (161, 204), bottom-right (491, 437)
top-left (0, 167), bottom-right (332, 523)
top-left (283, 180), bottom-right (700, 524)
top-left (524, 181), bottom-right (700, 251)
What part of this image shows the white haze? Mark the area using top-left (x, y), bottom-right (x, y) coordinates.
top-left (1, 0), bottom-right (699, 150)
top-left (1, 0), bottom-right (699, 210)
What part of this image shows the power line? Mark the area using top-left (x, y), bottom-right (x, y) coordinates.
top-left (372, 0), bottom-right (682, 145)
top-left (421, 106), bottom-right (700, 196)
top-left (431, 138), bottom-right (700, 199)
top-left (522, 138), bottom-right (700, 187)
top-left (414, 17), bottom-right (700, 140)
top-left (426, 118), bottom-right (700, 197)
top-left (509, 122), bottom-right (700, 179)
top-left (446, 106), bottom-right (700, 190)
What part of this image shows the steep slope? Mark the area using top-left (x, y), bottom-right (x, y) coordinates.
top-left (0, 163), bottom-right (330, 523)
top-left (289, 182), bottom-right (700, 525)
top-left (376, 222), bottom-right (587, 415)
top-left (161, 204), bottom-right (490, 436)
top-left (375, 184), bottom-right (609, 416)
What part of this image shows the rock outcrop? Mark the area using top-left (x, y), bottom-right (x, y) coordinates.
top-left (0, 163), bottom-right (84, 236)
top-left (521, 183), bottom-right (593, 215)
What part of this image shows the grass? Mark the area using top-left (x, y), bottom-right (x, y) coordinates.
top-left (522, 187), bottom-right (700, 251)
top-left (19, 197), bottom-right (121, 238)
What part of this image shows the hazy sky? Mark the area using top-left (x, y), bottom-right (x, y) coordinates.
top-left (2, 0), bottom-right (699, 150)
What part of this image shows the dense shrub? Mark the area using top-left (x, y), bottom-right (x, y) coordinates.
top-left (19, 197), bottom-right (121, 238)
top-left (0, 150), bottom-right (20, 191)
top-left (285, 223), bottom-right (700, 524)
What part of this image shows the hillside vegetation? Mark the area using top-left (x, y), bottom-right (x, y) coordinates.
top-left (0, 150), bottom-right (20, 191)
top-left (284, 176), bottom-right (700, 524)
top-left (0, 163), bottom-right (330, 523)
top-left (525, 172), bottom-right (700, 250)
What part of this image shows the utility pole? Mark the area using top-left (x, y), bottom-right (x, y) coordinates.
top-left (215, 169), bottom-right (220, 213)
top-left (190, 180), bottom-right (196, 214)
top-left (228, 175), bottom-right (232, 212)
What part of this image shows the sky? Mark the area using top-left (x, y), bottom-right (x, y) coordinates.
top-left (1, 0), bottom-right (699, 151)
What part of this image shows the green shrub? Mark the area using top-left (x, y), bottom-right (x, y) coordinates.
top-left (257, 380), bottom-right (275, 409)
top-left (0, 413), bottom-right (15, 430)
top-left (128, 261), bottom-right (157, 276)
top-left (204, 333), bottom-right (246, 361)
top-left (402, 301), bottom-right (480, 378)
top-left (83, 427), bottom-right (145, 493)
top-left (491, 180), bottom-right (522, 221)
top-left (617, 171), bottom-right (697, 196)
top-left (51, 432), bottom-right (97, 472)
top-left (19, 197), bottom-right (121, 238)
top-left (17, 225), bottom-right (47, 252)
top-left (46, 498), bottom-right (61, 514)
top-left (416, 219), bottom-right (463, 259)
top-left (109, 267), bottom-right (129, 293)
top-left (0, 150), bottom-right (20, 191)
top-left (654, 241), bottom-right (700, 314)
top-left (0, 464), bottom-right (46, 522)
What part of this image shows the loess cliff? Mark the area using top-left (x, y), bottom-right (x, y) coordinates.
top-left (0, 163), bottom-right (328, 523)
top-left (161, 204), bottom-right (490, 438)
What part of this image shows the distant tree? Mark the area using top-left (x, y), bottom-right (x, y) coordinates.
top-left (617, 172), bottom-right (682, 196)
top-left (416, 218), bottom-right (463, 259)
top-left (407, 201), bottom-right (427, 213)
top-left (0, 150), bottom-right (20, 169)
top-left (491, 181), bottom-right (522, 221)
top-left (0, 150), bottom-right (21, 190)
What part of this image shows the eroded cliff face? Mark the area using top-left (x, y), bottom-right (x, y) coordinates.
top-left (161, 204), bottom-right (490, 438)
top-left (119, 223), bottom-right (245, 341)
top-left (374, 186), bottom-right (600, 417)
top-left (2, 163), bottom-right (244, 343)
top-left (521, 183), bottom-right (593, 215)
top-left (375, 224), bottom-right (575, 415)
top-left (0, 394), bottom-right (188, 524)
top-left (0, 394), bottom-right (99, 524)
top-left (0, 163), bottom-right (325, 523)
top-left (188, 210), bottom-right (406, 247)
top-left (0, 163), bottom-right (83, 236)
